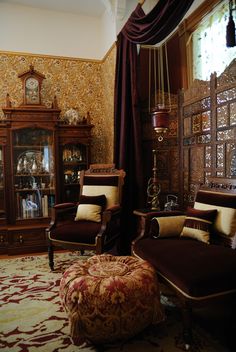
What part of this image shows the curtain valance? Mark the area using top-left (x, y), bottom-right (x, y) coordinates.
top-left (122, 1), bottom-right (194, 45)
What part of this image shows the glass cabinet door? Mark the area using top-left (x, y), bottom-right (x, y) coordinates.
top-left (62, 143), bottom-right (87, 202)
top-left (0, 146), bottom-right (5, 220)
top-left (13, 128), bottom-right (55, 219)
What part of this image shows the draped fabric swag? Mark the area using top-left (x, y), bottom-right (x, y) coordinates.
top-left (114, 0), bottom-right (195, 253)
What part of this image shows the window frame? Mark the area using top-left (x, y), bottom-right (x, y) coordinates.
top-left (178, 0), bottom-right (222, 88)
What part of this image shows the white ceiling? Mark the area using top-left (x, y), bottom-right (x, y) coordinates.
top-left (0, 0), bottom-right (110, 17)
top-left (0, 1), bottom-right (206, 21)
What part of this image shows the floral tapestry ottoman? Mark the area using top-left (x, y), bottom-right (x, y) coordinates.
top-left (60, 254), bottom-right (164, 346)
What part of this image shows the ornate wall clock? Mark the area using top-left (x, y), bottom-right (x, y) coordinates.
top-left (18, 65), bottom-right (45, 106)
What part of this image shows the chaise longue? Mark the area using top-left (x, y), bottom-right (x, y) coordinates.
top-left (132, 178), bottom-right (236, 350)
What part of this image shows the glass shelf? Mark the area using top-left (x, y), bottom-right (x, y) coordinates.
top-left (62, 143), bottom-right (87, 201)
top-left (13, 128), bottom-right (55, 219)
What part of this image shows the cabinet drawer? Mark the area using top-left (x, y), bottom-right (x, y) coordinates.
top-left (0, 231), bottom-right (8, 253)
top-left (8, 228), bottom-right (47, 254)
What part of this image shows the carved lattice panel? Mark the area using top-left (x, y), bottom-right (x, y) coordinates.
top-left (205, 146), bottom-right (211, 168)
top-left (180, 59), bottom-right (236, 208)
top-left (169, 149), bottom-right (179, 192)
top-left (202, 110), bottom-right (211, 131)
top-left (226, 143), bottom-right (236, 177)
top-left (230, 102), bottom-right (236, 125)
top-left (216, 144), bottom-right (224, 169)
top-left (217, 105), bottom-right (228, 128)
top-left (190, 147), bottom-right (204, 184)
top-left (192, 114), bottom-right (202, 133)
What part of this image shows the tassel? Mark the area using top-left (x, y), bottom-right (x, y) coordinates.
top-left (226, 12), bottom-right (236, 47)
top-left (226, 0), bottom-right (236, 48)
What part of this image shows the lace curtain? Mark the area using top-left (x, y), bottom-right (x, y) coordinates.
top-left (192, 0), bottom-right (236, 81)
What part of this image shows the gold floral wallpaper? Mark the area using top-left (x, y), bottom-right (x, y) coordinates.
top-left (0, 45), bottom-right (116, 163)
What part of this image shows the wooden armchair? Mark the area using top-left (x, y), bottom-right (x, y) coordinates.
top-left (46, 164), bottom-right (125, 270)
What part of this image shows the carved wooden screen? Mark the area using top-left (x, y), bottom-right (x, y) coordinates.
top-left (179, 59), bottom-right (236, 208)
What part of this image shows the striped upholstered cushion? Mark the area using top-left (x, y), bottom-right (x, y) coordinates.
top-left (180, 207), bottom-right (217, 243)
top-left (194, 190), bottom-right (236, 237)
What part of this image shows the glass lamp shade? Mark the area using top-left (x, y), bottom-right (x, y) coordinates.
top-left (151, 108), bottom-right (169, 134)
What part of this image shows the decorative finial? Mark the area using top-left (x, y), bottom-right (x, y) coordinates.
top-left (6, 93), bottom-right (12, 108)
top-left (87, 111), bottom-right (91, 124)
top-left (29, 64), bottom-right (34, 73)
top-left (52, 95), bottom-right (58, 109)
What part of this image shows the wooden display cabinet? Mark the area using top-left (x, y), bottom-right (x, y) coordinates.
top-left (0, 134), bottom-right (7, 254)
top-left (0, 109), bottom-right (93, 255)
top-left (2, 105), bottom-right (60, 254)
top-left (57, 124), bottom-right (93, 203)
top-left (0, 66), bottom-right (94, 255)
top-left (0, 145), bottom-right (5, 220)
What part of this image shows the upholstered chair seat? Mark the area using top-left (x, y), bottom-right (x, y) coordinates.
top-left (49, 220), bottom-right (102, 244)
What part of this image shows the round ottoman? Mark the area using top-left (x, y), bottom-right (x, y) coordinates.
top-left (60, 254), bottom-right (164, 345)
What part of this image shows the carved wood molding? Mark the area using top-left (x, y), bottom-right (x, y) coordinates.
top-left (183, 0), bottom-right (222, 33)
top-left (216, 59), bottom-right (236, 89)
top-left (87, 163), bottom-right (116, 173)
top-left (183, 80), bottom-right (210, 104)
top-left (205, 177), bottom-right (236, 191)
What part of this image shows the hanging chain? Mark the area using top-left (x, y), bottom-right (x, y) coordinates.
top-left (148, 48), bottom-right (151, 113)
top-left (165, 42), bottom-right (171, 111)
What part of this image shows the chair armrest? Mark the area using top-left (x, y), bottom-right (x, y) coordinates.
top-left (101, 205), bottom-right (121, 223)
top-left (106, 205), bottom-right (121, 212)
top-left (49, 202), bottom-right (78, 228)
top-left (143, 210), bottom-right (184, 220)
top-left (54, 202), bottom-right (76, 210)
top-left (95, 206), bottom-right (122, 249)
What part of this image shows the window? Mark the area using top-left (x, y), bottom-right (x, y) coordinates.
top-left (192, 0), bottom-right (236, 81)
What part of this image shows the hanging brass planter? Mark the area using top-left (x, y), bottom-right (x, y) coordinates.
top-left (151, 107), bottom-right (169, 140)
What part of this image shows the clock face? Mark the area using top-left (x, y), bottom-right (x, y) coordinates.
top-left (26, 77), bottom-right (39, 89)
top-left (25, 77), bottom-right (40, 104)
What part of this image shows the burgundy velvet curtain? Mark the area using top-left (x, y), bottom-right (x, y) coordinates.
top-left (114, 0), bottom-right (194, 253)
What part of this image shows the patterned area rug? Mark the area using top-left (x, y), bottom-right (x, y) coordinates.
top-left (0, 252), bottom-right (228, 352)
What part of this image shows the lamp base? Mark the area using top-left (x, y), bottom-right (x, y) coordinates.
top-left (147, 178), bottom-right (161, 210)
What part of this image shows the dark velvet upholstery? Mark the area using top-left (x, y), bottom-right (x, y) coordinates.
top-left (196, 190), bottom-right (236, 208)
top-left (79, 194), bottom-right (107, 208)
top-left (83, 176), bottom-right (119, 186)
top-left (49, 221), bottom-right (101, 244)
top-left (133, 237), bottom-right (236, 297)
